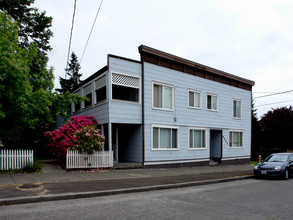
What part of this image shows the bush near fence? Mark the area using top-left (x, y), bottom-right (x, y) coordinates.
top-left (0, 149), bottom-right (34, 170)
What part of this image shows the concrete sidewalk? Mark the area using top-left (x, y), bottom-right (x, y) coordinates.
top-left (0, 161), bottom-right (254, 206)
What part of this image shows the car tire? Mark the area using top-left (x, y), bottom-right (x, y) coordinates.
top-left (283, 169), bottom-right (289, 180)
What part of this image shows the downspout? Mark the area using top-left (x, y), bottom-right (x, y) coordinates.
top-left (140, 52), bottom-right (145, 165)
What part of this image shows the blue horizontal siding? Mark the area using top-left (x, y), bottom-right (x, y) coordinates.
top-left (144, 63), bottom-right (252, 163)
top-left (108, 57), bottom-right (142, 124)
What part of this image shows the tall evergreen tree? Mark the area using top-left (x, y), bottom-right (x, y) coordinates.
top-left (57, 52), bottom-right (82, 94)
top-left (0, 0), bottom-right (53, 53)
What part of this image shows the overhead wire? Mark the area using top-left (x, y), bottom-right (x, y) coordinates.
top-left (254, 89), bottom-right (293, 99)
top-left (255, 100), bottom-right (293, 108)
top-left (80, 0), bottom-right (104, 64)
top-left (65, 0), bottom-right (78, 79)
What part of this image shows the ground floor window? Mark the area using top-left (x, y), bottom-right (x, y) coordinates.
top-left (152, 125), bottom-right (178, 149)
top-left (189, 129), bottom-right (206, 149)
top-left (229, 131), bottom-right (243, 147)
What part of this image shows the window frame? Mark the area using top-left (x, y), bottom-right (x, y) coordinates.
top-left (152, 81), bottom-right (174, 111)
top-left (151, 124), bottom-right (179, 150)
top-left (111, 72), bottom-right (141, 104)
top-left (188, 89), bottom-right (202, 109)
top-left (188, 127), bottom-right (207, 150)
top-left (229, 130), bottom-right (243, 148)
top-left (232, 99), bottom-right (242, 119)
top-left (206, 93), bottom-right (218, 111)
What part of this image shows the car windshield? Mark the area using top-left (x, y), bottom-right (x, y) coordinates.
top-left (264, 154), bottom-right (288, 162)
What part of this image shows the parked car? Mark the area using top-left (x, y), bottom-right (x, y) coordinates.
top-left (254, 153), bottom-right (293, 179)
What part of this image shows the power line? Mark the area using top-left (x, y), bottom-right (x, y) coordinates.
top-left (255, 100), bottom-right (293, 107)
top-left (254, 89), bottom-right (293, 99)
top-left (80, 0), bottom-right (104, 64)
top-left (65, 0), bottom-right (78, 79)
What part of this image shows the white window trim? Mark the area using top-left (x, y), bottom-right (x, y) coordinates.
top-left (152, 81), bottom-right (174, 111)
top-left (206, 93), bottom-right (218, 112)
top-left (229, 130), bottom-right (244, 148)
top-left (151, 124), bottom-right (179, 151)
top-left (188, 89), bottom-right (202, 109)
top-left (232, 99), bottom-right (242, 119)
top-left (94, 72), bottom-right (108, 106)
top-left (188, 127), bottom-right (207, 150)
top-left (110, 71), bottom-right (141, 104)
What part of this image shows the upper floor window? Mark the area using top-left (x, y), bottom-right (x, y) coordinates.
top-left (233, 99), bottom-right (241, 119)
top-left (188, 90), bottom-right (201, 109)
top-left (153, 82), bottom-right (173, 110)
top-left (95, 74), bottom-right (107, 104)
top-left (83, 83), bottom-right (92, 108)
top-left (112, 73), bottom-right (140, 102)
top-left (229, 131), bottom-right (243, 148)
top-left (207, 94), bottom-right (218, 111)
top-left (74, 90), bottom-right (81, 112)
top-left (189, 128), bottom-right (206, 149)
top-left (152, 125), bottom-right (178, 150)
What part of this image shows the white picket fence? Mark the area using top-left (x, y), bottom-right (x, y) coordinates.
top-left (66, 150), bottom-right (113, 169)
top-left (0, 149), bottom-right (34, 170)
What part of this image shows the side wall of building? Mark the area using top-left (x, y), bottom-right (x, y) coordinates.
top-left (143, 62), bottom-right (251, 165)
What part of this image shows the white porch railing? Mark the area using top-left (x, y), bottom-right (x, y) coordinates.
top-left (0, 149), bottom-right (34, 170)
top-left (66, 150), bottom-right (113, 169)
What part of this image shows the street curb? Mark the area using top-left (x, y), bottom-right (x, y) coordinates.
top-left (0, 175), bottom-right (253, 206)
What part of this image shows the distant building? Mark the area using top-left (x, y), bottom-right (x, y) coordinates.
top-left (63, 45), bottom-right (254, 167)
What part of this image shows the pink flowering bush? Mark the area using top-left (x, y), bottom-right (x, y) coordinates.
top-left (44, 115), bottom-right (103, 162)
top-left (71, 125), bottom-right (105, 154)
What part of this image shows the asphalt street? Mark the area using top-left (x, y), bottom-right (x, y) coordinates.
top-left (1, 178), bottom-right (292, 220)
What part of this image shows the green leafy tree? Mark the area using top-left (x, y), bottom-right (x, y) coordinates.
top-left (0, 11), bottom-right (34, 147)
top-left (56, 52), bottom-right (82, 94)
top-left (259, 106), bottom-right (293, 154)
top-left (0, 12), bottom-right (84, 151)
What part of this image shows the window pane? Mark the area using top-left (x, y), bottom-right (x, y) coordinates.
top-left (232, 132), bottom-right (240, 147)
top-left (153, 128), bottom-right (159, 149)
top-left (194, 130), bottom-right (201, 148)
top-left (233, 101), bottom-right (237, 117)
top-left (202, 130), bottom-right (206, 148)
top-left (207, 95), bottom-right (212, 109)
top-left (172, 129), bottom-right (177, 148)
top-left (233, 100), bottom-right (241, 118)
top-left (194, 92), bottom-right (200, 108)
top-left (189, 130), bottom-right (193, 148)
top-left (154, 85), bottom-right (162, 108)
top-left (236, 101), bottom-right (241, 118)
top-left (189, 92), bottom-right (194, 107)
top-left (74, 102), bottom-right (80, 112)
top-left (212, 96), bottom-right (217, 110)
top-left (160, 128), bottom-right (171, 148)
top-left (96, 86), bottom-right (106, 103)
top-left (112, 85), bottom-right (139, 102)
top-left (163, 86), bottom-right (172, 109)
top-left (84, 93), bottom-right (92, 108)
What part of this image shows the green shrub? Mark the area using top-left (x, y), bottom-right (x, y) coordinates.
top-left (21, 161), bottom-right (41, 173)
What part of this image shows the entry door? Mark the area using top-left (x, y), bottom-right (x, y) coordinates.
top-left (210, 130), bottom-right (222, 162)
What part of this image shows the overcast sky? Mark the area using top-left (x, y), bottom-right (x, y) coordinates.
top-left (34, 0), bottom-right (293, 118)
